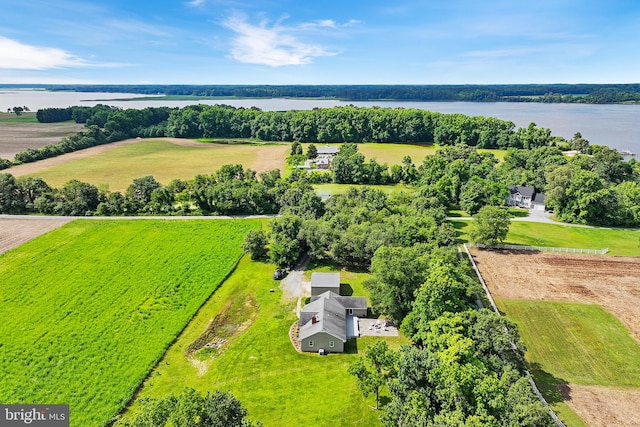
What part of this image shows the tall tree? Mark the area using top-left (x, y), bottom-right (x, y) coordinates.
top-left (468, 206), bottom-right (511, 245)
top-left (348, 341), bottom-right (397, 410)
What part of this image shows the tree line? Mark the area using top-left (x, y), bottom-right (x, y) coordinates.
top-left (0, 165), bottom-right (295, 217)
top-left (15, 83), bottom-right (640, 103)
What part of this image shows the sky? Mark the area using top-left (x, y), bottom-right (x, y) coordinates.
top-left (0, 0), bottom-right (639, 85)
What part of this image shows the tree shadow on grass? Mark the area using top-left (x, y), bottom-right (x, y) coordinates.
top-left (528, 362), bottom-right (572, 406)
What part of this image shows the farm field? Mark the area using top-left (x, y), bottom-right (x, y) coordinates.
top-left (9, 138), bottom-right (289, 191)
top-left (470, 249), bottom-right (640, 427)
top-left (0, 217), bottom-right (73, 255)
top-left (0, 219), bottom-right (260, 427)
top-left (452, 220), bottom-right (640, 256)
top-left (0, 115), bottom-right (84, 159)
top-left (124, 257), bottom-right (408, 427)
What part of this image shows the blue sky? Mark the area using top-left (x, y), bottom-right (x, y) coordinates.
top-left (1, 0), bottom-right (639, 84)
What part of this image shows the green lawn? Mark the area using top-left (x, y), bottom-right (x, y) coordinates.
top-left (313, 182), bottom-right (415, 197)
top-left (20, 139), bottom-right (288, 191)
top-left (126, 257), bottom-right (407, 427)
top-left (0, 112), bottom-right (38, 123)
top-left (451, 220), bottom-right (640, 256)
top-left (496, 300), bottom-right (640, 426)
top-left (0, 219), bottom-right (260, 427)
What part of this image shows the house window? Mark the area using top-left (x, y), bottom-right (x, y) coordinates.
top-left (329, 341), bottom-right (335, 348)
top-left (308, 341), bottom-right (314, 348)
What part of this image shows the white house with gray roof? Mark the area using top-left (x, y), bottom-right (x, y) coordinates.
top-left (299, 290), bottom-right (368, 353)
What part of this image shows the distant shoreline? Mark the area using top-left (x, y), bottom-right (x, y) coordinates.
top-left (2, 83), bottom-right (640, 105)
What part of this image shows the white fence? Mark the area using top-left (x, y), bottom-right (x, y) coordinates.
top-left (463, 243), bottom-right (567, 427)
top-left (468, 243), bottom-right (608, 255)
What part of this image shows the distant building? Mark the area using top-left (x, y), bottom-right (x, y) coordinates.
top-left (314, 145), bottom-right (339, 169)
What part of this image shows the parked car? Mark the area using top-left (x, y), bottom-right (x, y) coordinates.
top-left (273, 269), bottom-right (286, 280)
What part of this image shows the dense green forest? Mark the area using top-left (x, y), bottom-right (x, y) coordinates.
top-left (4, 83), bottom-right (640, 103)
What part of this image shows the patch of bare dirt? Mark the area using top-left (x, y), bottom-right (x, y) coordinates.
top-left (0, 217), bottom-right (73, 255)
top-left (186, 296), bottom-right (259, 376)
top-left (0, 121), bottom-right (85, 160)
top-left (469, 249), bottom-right (640, 342)
top-left (558, 384), bottom-right (640, 427)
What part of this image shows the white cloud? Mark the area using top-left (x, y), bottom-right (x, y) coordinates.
top-left (222, 15), bottom-right (339, 66)
top-left (0, 36), bottom-right (87, 70)
top-left (186, 0), bottom-right (205, 7)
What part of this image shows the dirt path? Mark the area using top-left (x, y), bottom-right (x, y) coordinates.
top-left (280, 255), bottom-right (311, 318)
top-left (0, 217), bottom-right (73, 255)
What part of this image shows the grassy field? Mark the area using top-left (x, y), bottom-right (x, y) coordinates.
top-left (0, 112), bottom-right (38, 123)
top-left (125, 256), bottom-right (408, 427)
top-left (0, 219), bottom-right (260, 427)
top-left (496, 300), bottom-right (640, 426)
top-left (20, 139), bottom-right (288, 191)
top-left (451, 220), bottom-right (640, 256)
top-left (313, 182), bottom-right (415, 197)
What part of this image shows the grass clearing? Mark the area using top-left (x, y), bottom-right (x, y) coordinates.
top-left (126, 257), bottom-right (408, 427)
top-left (313, 182), bottom-right (415, 197)
top-left (498, 300), bottom-right (640, 386)
top-left (0, 219), bottom-right (260, 427)
top-left (0, 112), bottom-right (38, 123)
top-left (496, 299), bottom-right (640, 426)
top-left (19, 139), bottom-right (288, 191)
top-left (451, 220), bottom-right (640, 256)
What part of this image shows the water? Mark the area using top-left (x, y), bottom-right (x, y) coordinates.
top-left (1, 89), bottom-right (638, 154)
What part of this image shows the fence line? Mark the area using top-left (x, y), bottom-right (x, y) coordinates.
top-left (463, 243), bottom-right (567, 427)
top-left (468, 243), bottom-right (608, 255)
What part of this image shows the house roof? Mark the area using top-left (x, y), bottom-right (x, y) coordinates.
top-left (317, 146), bottom-right (339, 155)
top-left (508, 185), bottom-right (535, 199)
top-left (533, 193), bottom-right (546, 204)
top-left (310, 291), bottom-right (368, 310)
top-left (311, 272), bottom-right (340, 290)
top-left (299, 296), bottom-right (347, 342)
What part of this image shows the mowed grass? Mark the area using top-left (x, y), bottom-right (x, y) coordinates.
top-left (22, 139), bottom-right (287, 191)
top-left (0, 112), bottom-right (38, 123)
top-left (451, 220), bottom-right (640, 256)
top-left (313, 182), bottom-right (415, 197)
top-left (497, 300), bottom-right (640, 426)
top-left (127, 257), bottom-right (408, 427)
top-left (498, 300), bottom-right (640, 386)
top-left (0, 219), bottom-right (261, 427)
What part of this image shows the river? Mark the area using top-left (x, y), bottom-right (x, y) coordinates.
top-left (1, 89), bottom-right (638, 154)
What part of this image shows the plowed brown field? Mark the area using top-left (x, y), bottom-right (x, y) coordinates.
top-left (470, 248), bottom-right (640, 427)
top-left (0, 217), bottom-right (73, 255)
